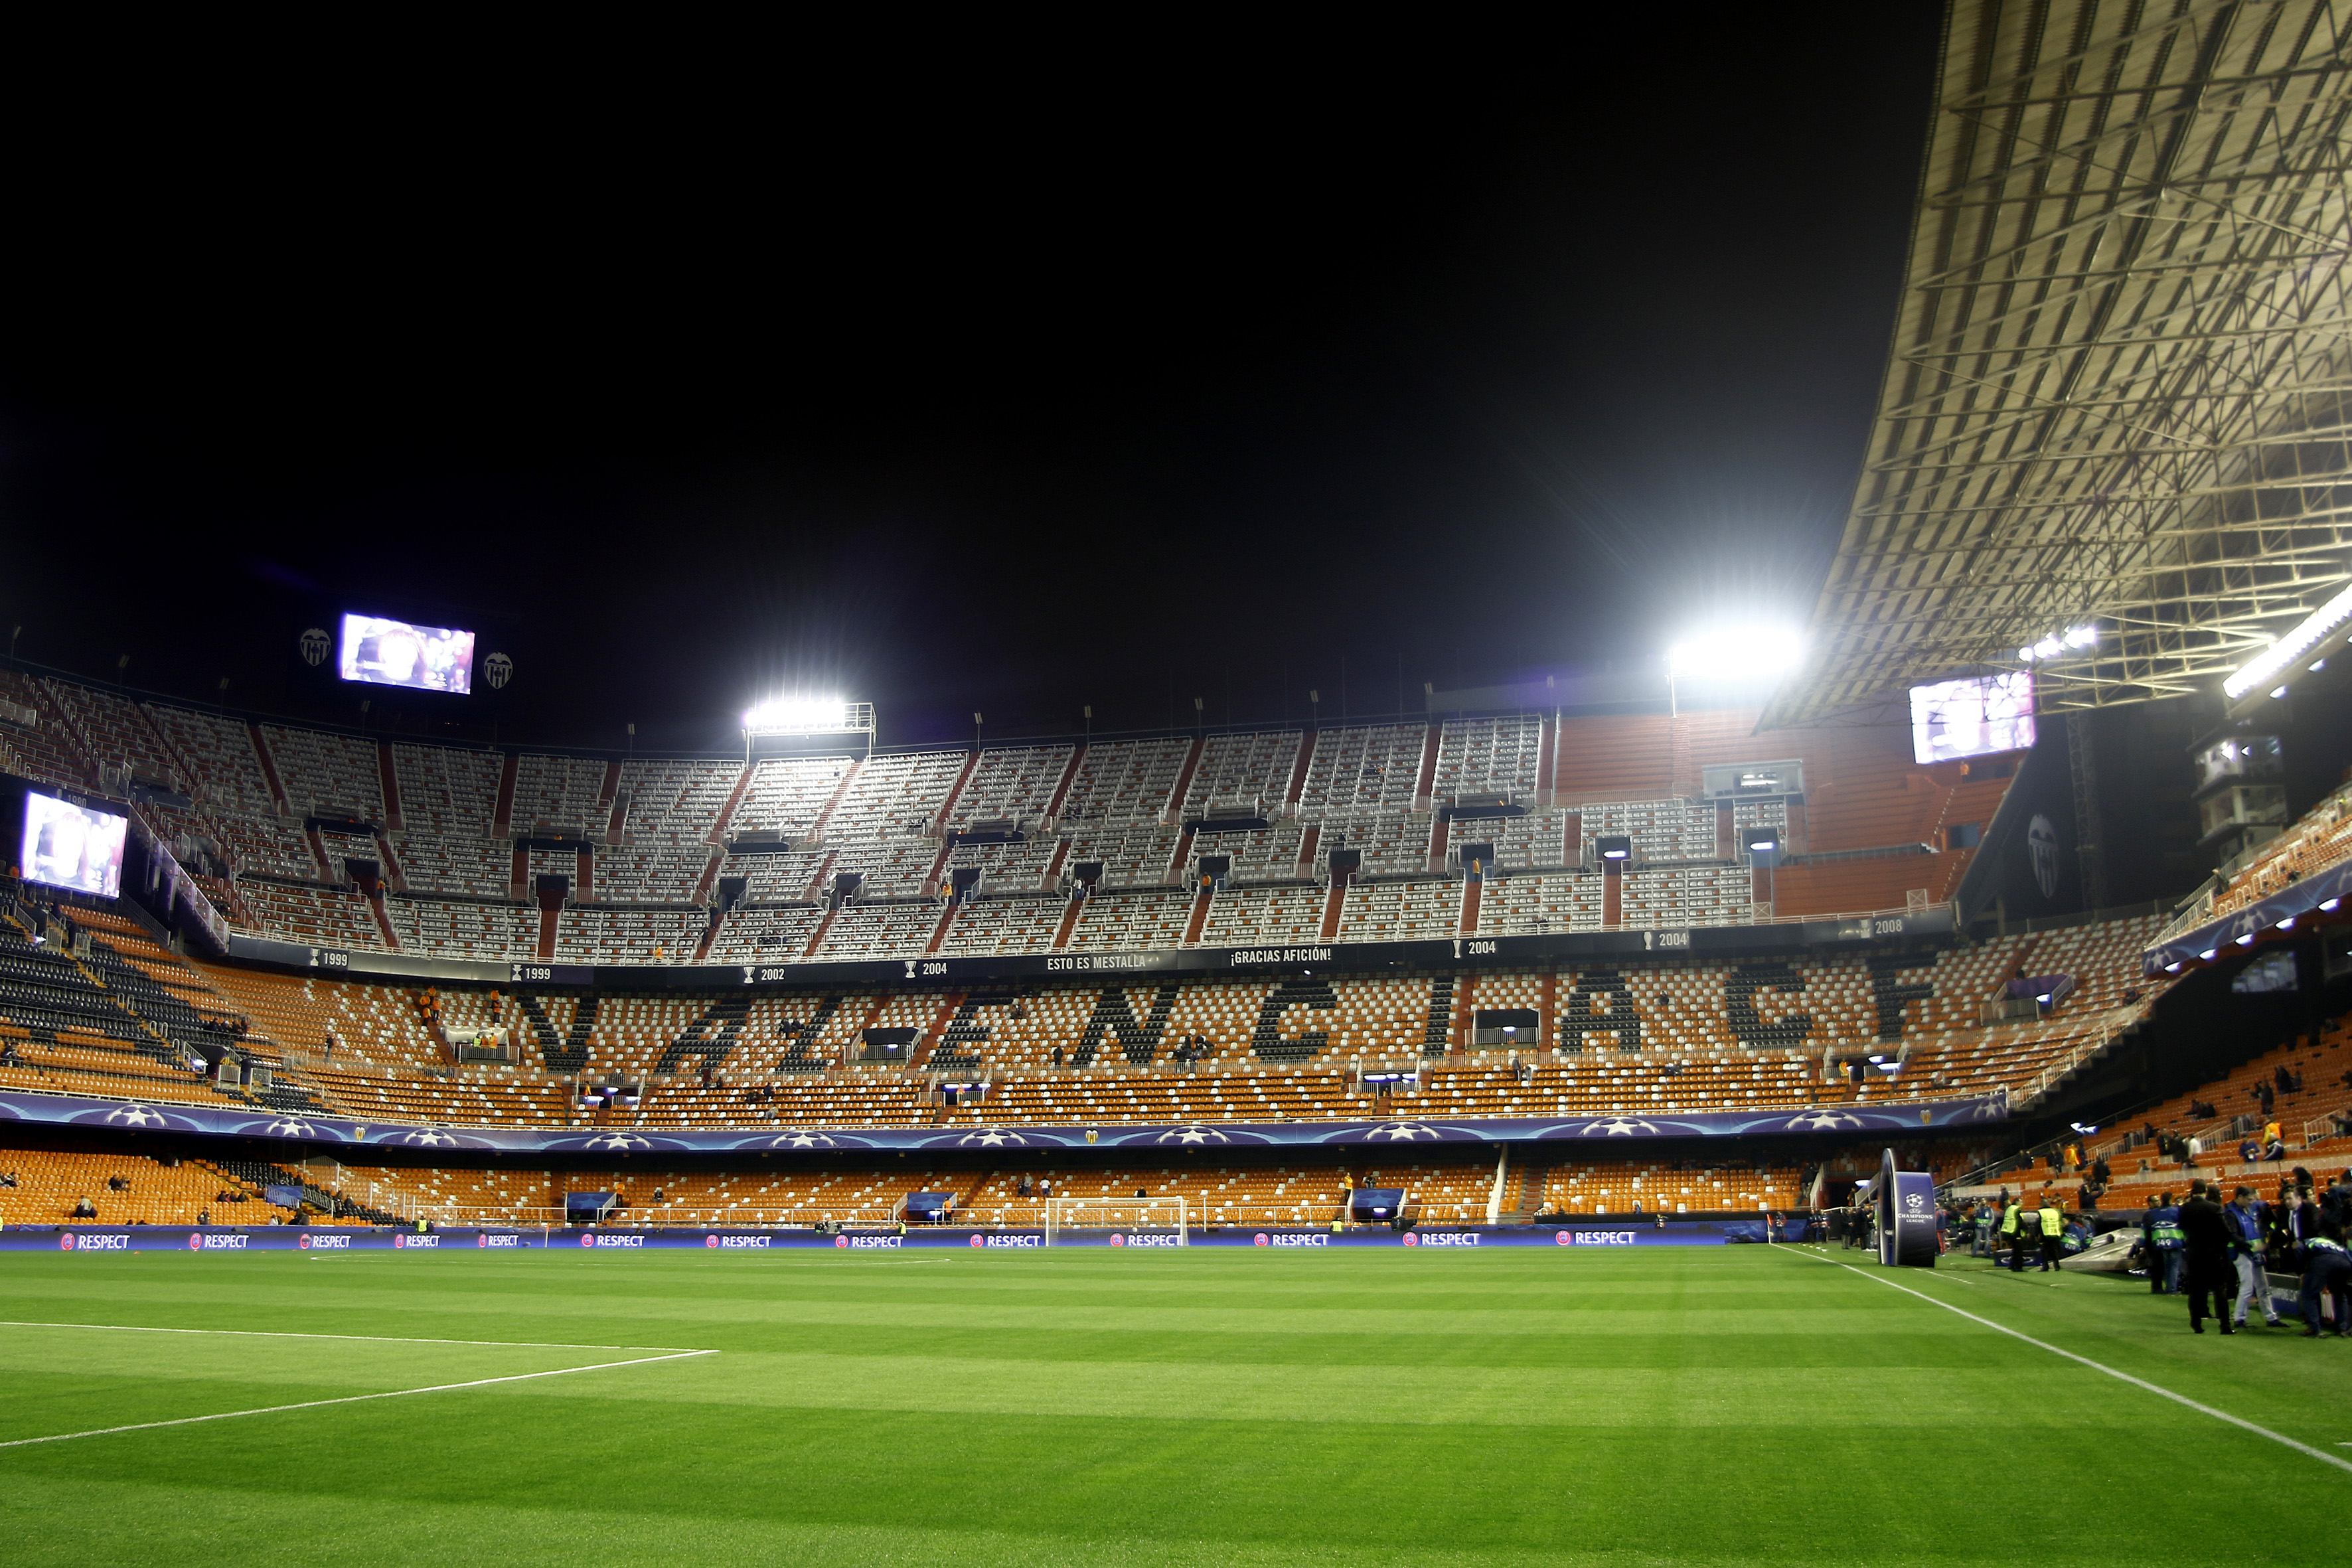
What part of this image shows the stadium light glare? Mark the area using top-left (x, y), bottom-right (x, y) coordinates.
top-left (2017, 626), bottom-right (2098, 661)
top-left (2223, 579), bottom-right (2352, 700)
top-left (1668, 625), bottom-right (1802, 680)
top-left (743, 697), bottom-right (854, 733)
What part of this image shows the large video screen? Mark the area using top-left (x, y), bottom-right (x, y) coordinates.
top-left (338, 613), bottom-right (476, 694)
top-left (20, 791), bottom-right (128, 898)
top-left (1910, 670), bottom-right (2035, 765)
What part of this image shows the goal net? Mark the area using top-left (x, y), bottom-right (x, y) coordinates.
top-left (1043, 1197), bottom-right (1189, 1246)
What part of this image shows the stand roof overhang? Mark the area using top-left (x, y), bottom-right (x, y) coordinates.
top-left (1763, 0), bottom-right (2352, 730)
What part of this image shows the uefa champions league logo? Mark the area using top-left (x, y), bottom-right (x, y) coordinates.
top-left (299, 628), bottom-right (331, 666)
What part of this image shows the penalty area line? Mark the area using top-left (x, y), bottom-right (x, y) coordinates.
top-left (0, 1350), bottom-right (718, 1450)
top-left (1784, 1246), bottom-right (2352, 1476)
top-left (0, 1320), bottom-right (702, 1352)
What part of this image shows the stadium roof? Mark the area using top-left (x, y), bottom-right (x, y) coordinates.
top-left (1763, 0), bottom-right (2352, 729)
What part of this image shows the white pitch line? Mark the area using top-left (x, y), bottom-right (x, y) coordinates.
top-left (1786, 1246), bottom-right (2352, 1476)
top-left (0, 1320), bottom-right (700, 1352)
top-left (0, 1350), bottom-right (718, 1450)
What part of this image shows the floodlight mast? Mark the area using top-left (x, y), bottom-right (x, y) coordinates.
top-left (740, 700), bottom-right (878, 762)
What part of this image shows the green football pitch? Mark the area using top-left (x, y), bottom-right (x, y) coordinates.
top-left (0, 1244), bottom-right (2345, 1567)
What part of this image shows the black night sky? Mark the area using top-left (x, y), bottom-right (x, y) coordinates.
top-left (0, 10), bottom-right (1942, 751)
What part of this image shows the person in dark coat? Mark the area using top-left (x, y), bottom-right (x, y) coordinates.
top-left (2178, 1180), bottom-right (2238, 1334)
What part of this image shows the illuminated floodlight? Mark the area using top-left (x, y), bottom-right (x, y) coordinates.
top-left (2322, 898), bottom-right (2342, 911)
top-left (1594, 835), bottom-right (1634, 862)
top-left (2017, 626), bottom-right (2098, 662)
top-left (742, 697), bottom-right (867, 734)
top-left (2225, 580), bottom-right (2352, 700)
top-left (1668, 625), bottom-right (1802, 680)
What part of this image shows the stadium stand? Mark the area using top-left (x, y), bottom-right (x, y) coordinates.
top-left (260, 725), bottom-right (382, 819)
top-left (510, 753), bottom-right (607, 836)
top-left (1057, 737), bottom-right (1192, 824)
top-left (0, 1146), bottom-right (297, 1227)
top-left (2160, 778), bottom-right (2352, 940)
top-left (948, 745), bottom-right (1074, 829)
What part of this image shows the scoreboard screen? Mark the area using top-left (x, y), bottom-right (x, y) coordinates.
top-left (338, 613), bottom-right (476, 694)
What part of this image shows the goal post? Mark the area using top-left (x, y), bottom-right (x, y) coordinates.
top-left (1043, 1196), bottom-right (1189, 1246)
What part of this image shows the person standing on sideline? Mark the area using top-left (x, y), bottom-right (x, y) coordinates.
top-left (2226, 1186), bottom-right (2279, 1329)
top-left (2036, 1196), bottom-right (2065, 1272)
top-left (2000, 1198), bottom-right (2028, 1271)
top-left (2178, 1180), bottom-right (2236, 1333)
top-left (2145, 1194), bottom-right (2182, 1293)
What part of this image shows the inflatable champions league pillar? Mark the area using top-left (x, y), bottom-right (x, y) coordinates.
top-left (1875, 1146), bottom-right (1938, 1268)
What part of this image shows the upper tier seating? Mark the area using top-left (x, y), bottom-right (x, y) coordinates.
top-left (833, 838), bottom-right (945, 901)
top-left (615, 757), bottom-right (740, 846)
top-left (1335, 880), bottom-right (1457, 941)
top-left (813, 902), bottom-right (940, 960)
top-left (392, 743), bottom-right (501, 836)
top-left (1470, 809), bottom-right (1573, 870)
top-left (1182, 730), bottom-right (1301, 817)
top-left (724, 850), bottom-right (830, 903)
top-left (2165, 778), bottom-right (2352, 934)
top-left (1067, 891), bottom-right (1194, 950)
top-left (1202, 821), bottom-right (1308, 882)
top-left (0, 677), bottom-right (2031, 963)
top-left (1315, 813), bottom-right (1427, 877)
top-left (1581, 797), bottom-right (1721, 861)
top-left (1056, 737), bottom-right (1192, 825)
top-left (262, 726), bottom-right (382, 819)
top-left (1062, 823), bottom-right (1184, 888)
top-left (0, 673), bottom-right (97, 789)
top-left (594, 845), bottom-right (712, 903)
top-left (147, 708), bottom-right (277, 817)
top-left (236, 882), bottom-right (383, 948)
top-left (1200, 886), bottom-right (1324, 947)
top-left (1299, 724), bottom-right (1423, 815)
top-left (558, 907), bottom-right (706, 964)
top-left (822, 751), bottom-right (966, 844)
top-left (389, 900), bottom-right (538, 960)
top-left (942, 838), bottom-right (1059, 894)
top-left (512, 754), bottom-right (607, 834)
top-left (1480, 872), bottom-right (1601, 934)
top-left (1434, 714), bottom-right (1544, 801)
top-left (707, 906), bottom-right (824, 959)
top-left (937, 896), bottom-right (1065, 955)
top-left (390, 834), bottom-right (512, 897)
top-left (734, 756), bottom-right (854, 838)
top-left (949, 745), bottom-right (1073, 829)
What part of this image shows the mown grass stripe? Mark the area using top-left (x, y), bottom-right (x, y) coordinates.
top-left (0, 1350), bottom-right (719, 1450)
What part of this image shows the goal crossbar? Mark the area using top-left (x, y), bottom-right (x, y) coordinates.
top-left (1043, 1197), bottom-right (1189, 1245)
